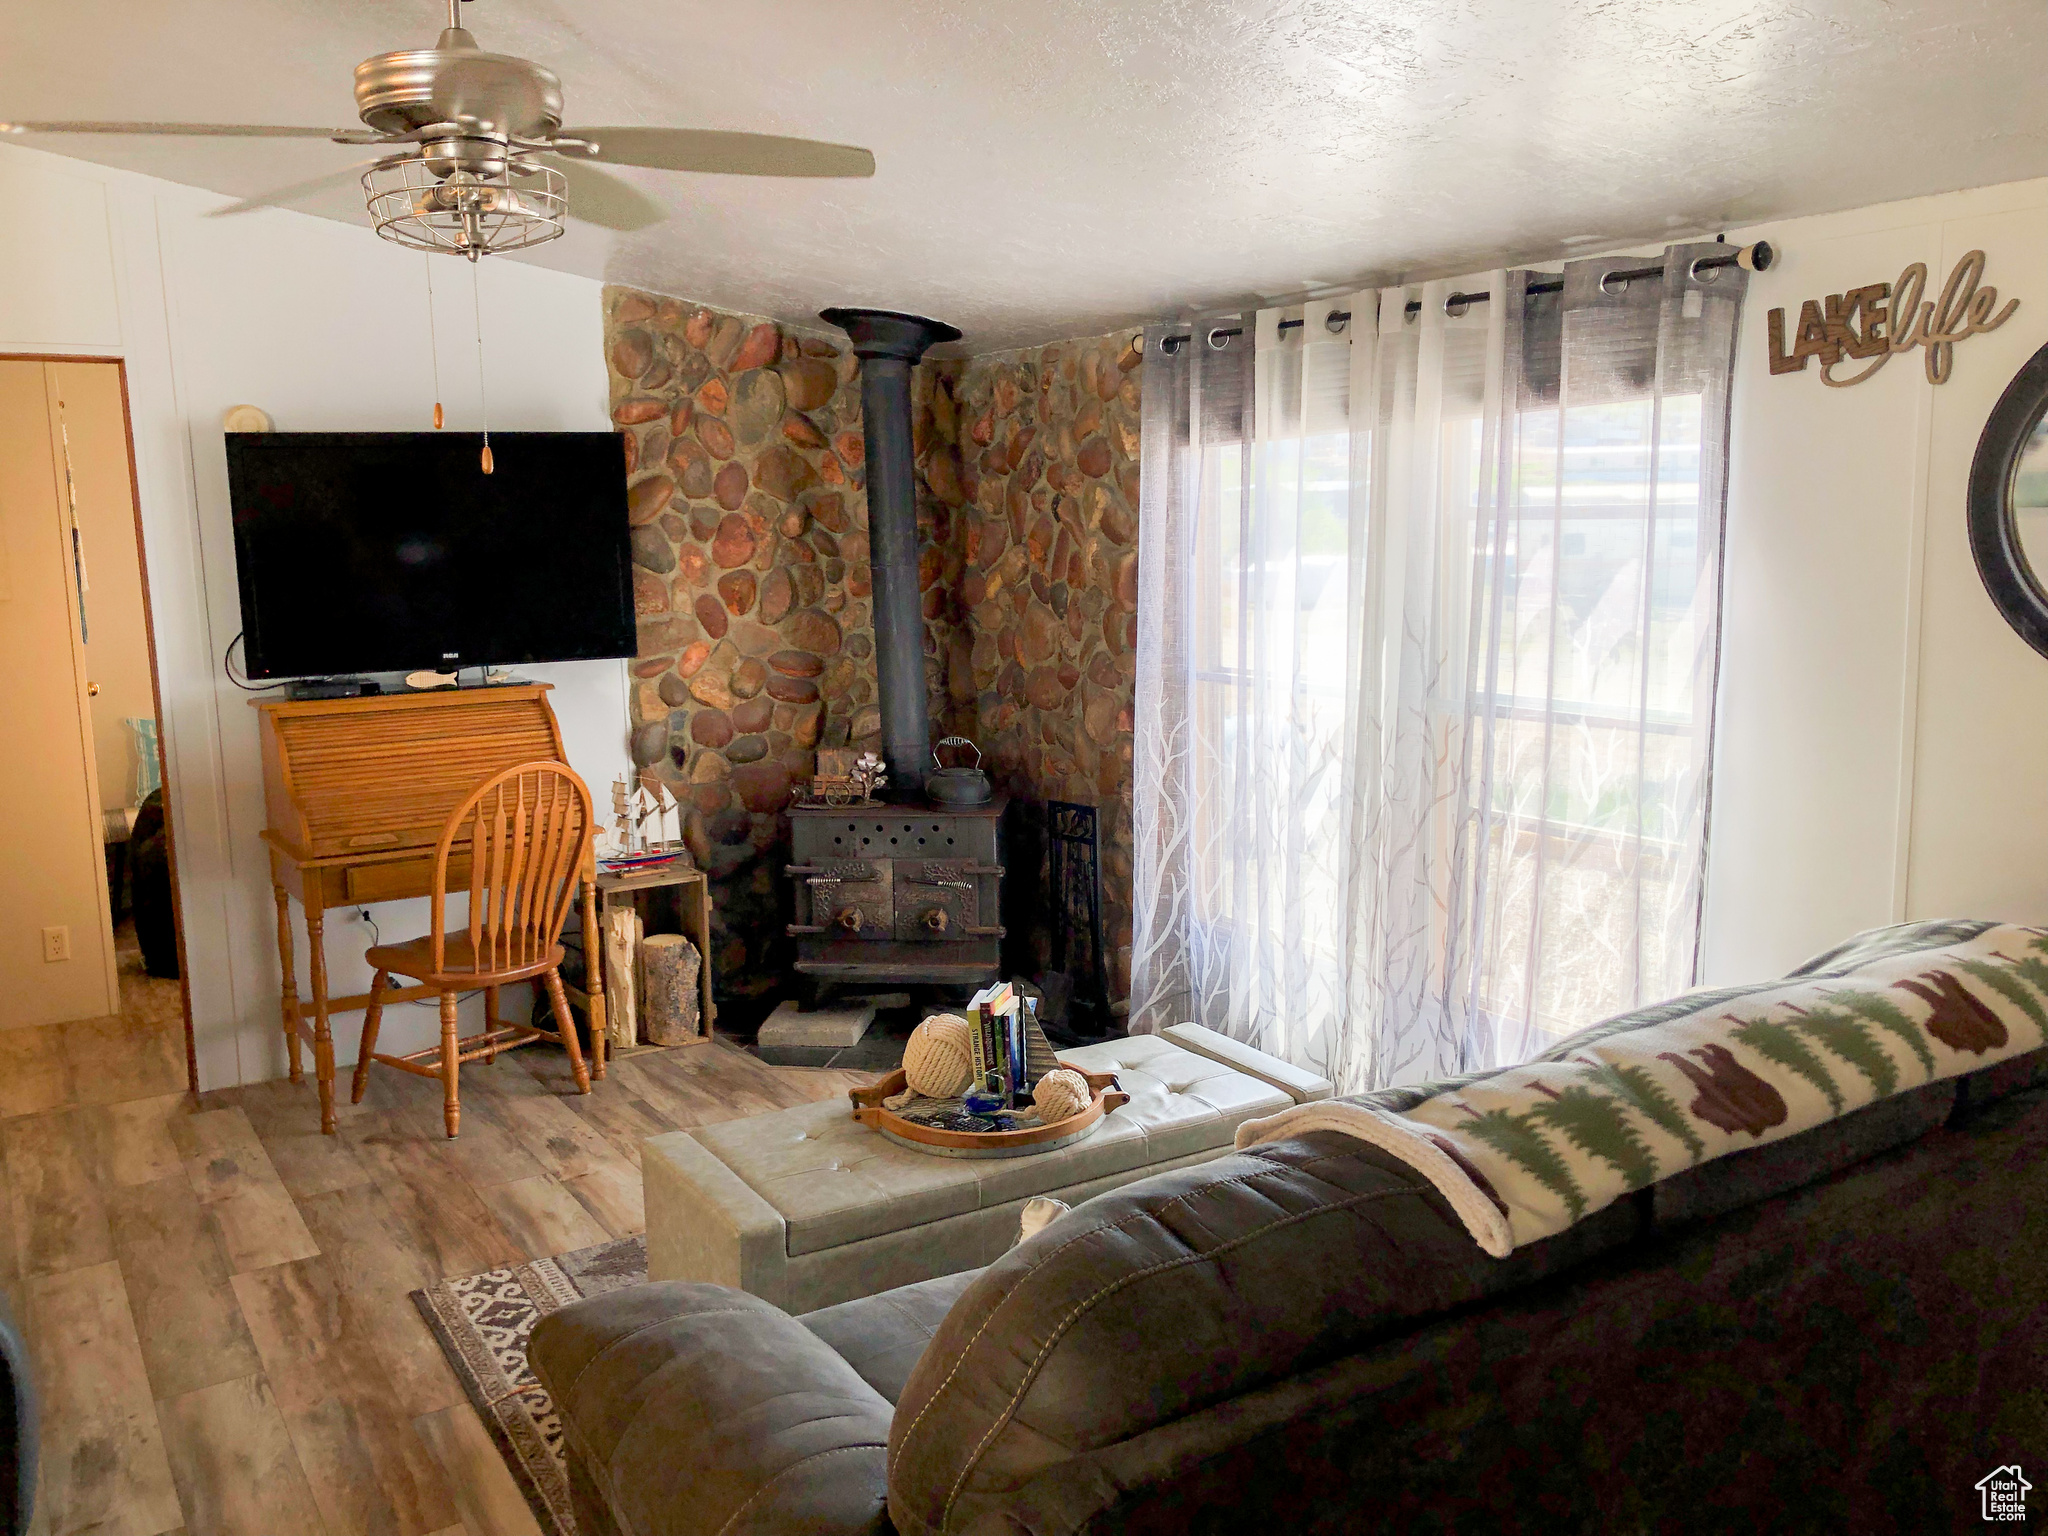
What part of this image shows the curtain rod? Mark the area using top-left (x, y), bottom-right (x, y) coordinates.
top-left (1148, 240), bottom-right (1774, 353)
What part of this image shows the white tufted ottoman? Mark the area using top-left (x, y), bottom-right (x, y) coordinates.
top-left (642, 1024), bottom-right (1332, 1311)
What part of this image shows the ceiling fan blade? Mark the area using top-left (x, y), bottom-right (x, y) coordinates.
top-left (206, 159), bottom-right (386, 218)
top-left (0, 121), bottom-right (346, 138)
top-left (562, 127), bottom-right (874, 179)
top-left (430, 55), bottom-right (553, 138)
top-left (536, 154), bottom-right (665, 233)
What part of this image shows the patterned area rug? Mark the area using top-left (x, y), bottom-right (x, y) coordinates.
top-left (413, 1235), bottom-right (649, 1536)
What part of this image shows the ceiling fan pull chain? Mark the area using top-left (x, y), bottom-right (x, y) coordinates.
top-left (471, 259), bottom-right (493, 474)
top-left (425, 254), bottom-right (445, 429)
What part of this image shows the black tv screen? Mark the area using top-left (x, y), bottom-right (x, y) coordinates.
top-left (226, 431), bottom-right (635, 679)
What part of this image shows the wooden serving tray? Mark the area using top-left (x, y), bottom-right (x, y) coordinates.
top-left (850, 1065), bottom-right (1129, 1158)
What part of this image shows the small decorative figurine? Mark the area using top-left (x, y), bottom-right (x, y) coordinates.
top-left (804, 747), bottom-right (887, 807)
top-left (603, 776), bottom-right (684, 860)
top-left (962, 1071), bottom-right (1009, 1117)
top-left (609, 777), bottom-right (633, 854)
top-left (850, 751), bottom-right (887, 801)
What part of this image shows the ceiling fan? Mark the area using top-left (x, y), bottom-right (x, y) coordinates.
top-left (0, 0), bottom-right (875, 258)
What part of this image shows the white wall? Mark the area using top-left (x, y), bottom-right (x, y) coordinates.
top-left (1705, 178), bottom-right (2048, 982)
top-left (0, 140), bottom-right (629, 1087)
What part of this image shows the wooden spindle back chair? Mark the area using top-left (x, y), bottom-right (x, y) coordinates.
top-left (352, 760), bottom-right (602, 1136)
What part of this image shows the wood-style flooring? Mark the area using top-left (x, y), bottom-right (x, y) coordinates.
top-left (3, 944), bottom-right (873, 1536)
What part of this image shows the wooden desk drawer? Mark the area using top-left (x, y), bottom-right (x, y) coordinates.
top-left (345, 854), bottom-right (470, 905)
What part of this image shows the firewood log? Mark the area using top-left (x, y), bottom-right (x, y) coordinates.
top-left (639, 932), bottom-right (702, 1046)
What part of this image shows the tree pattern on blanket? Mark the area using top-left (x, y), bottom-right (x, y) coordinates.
top-left (1896, 971), bottom-right (2010, 1053)
top-left (1655, 1044), bottom-right (1789, 1137)
top-left (1417, 931), bottom-right (2048, 1240)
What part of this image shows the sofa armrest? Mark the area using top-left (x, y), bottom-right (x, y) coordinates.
top-left (528, 1282), bottom-right (892, 1536)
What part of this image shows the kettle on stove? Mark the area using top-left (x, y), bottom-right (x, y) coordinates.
top-left (926, 736), bottom-right (993, 806)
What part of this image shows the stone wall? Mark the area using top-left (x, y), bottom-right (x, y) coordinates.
top-left (949, 332), bottom-right (1144, 1000)
top-left (608, 287), bottom-right (888, 1003)
top-left (911, 359), bottom-right (976, 744)
top-left (605, 287), bottom-right (1140, 1009)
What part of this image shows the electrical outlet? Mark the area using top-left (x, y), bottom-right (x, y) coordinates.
top-left (41, 926), bottom-right (69, 963)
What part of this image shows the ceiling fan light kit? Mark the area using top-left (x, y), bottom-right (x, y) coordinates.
top-left (364, 156), bottom-right (567, 257)
top-left (0, 0), bottom-right (875, 260)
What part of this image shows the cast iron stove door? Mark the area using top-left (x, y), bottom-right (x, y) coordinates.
top-left (894, 860), bottom-right (982, 942)
top-left (787, 858), bottom-right (893, 941)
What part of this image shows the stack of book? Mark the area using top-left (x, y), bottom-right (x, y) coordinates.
top-left (965, 982), bottom-right (1062, 1108)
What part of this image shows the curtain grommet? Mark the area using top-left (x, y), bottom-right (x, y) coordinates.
top-left (1600, 271), bottom-right (1632, 297)
top-left (1689, 257), bottom-right (1722, 284)
top-left (1206, 326), bottom-right (1232, 351)
top-left (1323, 311), bottom-right (1349, 335)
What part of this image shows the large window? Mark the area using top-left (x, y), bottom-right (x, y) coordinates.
top-left (1469, 390), bottom-right (1713, 1046)
top-left (1132, 256), bottom-right (1743, 1091)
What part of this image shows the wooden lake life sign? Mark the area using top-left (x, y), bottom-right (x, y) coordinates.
top-left (1767, 249), bottom-right (2018, 387)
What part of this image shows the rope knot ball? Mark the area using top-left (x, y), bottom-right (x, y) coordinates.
top-left (1031, 1067), bottom-right (1091, 1123)
top-left (903, 1013), bottom-right (976, 1098)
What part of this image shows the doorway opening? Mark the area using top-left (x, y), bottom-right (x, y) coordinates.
top-left (0, 355), bottom-right (194, 1094)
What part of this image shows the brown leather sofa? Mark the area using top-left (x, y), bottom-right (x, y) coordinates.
top-left (530, 1048), bottom-right (2047, 1535)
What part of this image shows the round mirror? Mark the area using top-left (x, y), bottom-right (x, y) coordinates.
top-left (2016, 411), bottom-right (2048, 575)
top-left (1969, 340), bottom-right (2048, 658)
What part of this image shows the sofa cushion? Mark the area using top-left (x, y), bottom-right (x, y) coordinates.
top-left (988, 1085), bottom-right (2048, 1535)
top-left (1651, 1076), bottom-right (1956, 1228)
top-left (1237, 922), bottom-right (2048, 1257)
top-left (885, 1045), bottom-right (2047, 1535)
top-left (1954, 1043), bottom-right (2048, 1111)
top-left (528, 1282), bottom-right (893, 1536)
top-left (884, 1131), bottom-right (1642, 1536)
top-left (801, 1269), bottom-right (981, 1405)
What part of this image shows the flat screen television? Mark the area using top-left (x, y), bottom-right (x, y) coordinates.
top-left (225, 431), bottom-right (636, 680)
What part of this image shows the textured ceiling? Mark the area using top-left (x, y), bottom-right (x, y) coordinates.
top-left (5, 0), bottom-right (2046, 352)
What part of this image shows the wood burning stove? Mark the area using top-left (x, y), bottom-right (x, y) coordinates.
top-left (787, 800), bottom-right (1004, 988)
top-left (786, 305), bottom-right (1005, 993)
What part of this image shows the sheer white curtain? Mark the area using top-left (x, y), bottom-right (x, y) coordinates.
top-left (1459, 253), bottom-right (1746, 1068)
top-left (1130, 247), bottom-right (1745, 1094)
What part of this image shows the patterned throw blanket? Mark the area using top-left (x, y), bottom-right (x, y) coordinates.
top-left (1234, 921), bottom-right (2048, 1257)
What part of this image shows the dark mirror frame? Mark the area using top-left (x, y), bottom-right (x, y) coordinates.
top-left (1969, 338), bottom-right (2048, 659)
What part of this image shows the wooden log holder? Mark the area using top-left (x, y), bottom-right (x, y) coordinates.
top-left (560, 861), bottom-right (716, 1048)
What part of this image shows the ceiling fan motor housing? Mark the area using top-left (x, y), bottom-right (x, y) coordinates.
top-left (352, 44), bottom-right (563, 141)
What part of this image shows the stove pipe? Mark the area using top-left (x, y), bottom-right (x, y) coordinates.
top-left (820, 306), bottom-right (962, 800)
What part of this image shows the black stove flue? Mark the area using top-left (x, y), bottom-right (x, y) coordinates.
top-left (798, 307), bottom-right (1003, 995)
top-left (819, 307), bottom-right (960, 801)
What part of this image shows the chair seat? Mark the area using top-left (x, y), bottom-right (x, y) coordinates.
top-left (366, 934), bottom-right (566, 987)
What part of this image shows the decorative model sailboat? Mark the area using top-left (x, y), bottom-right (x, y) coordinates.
top-left (600, 777), bottom-right (688, 870)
